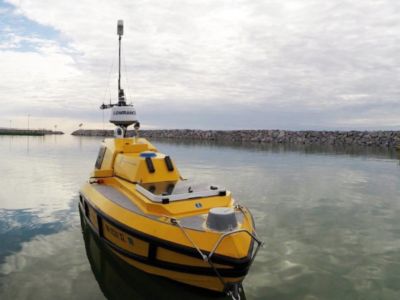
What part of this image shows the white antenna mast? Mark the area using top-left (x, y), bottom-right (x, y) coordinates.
top-left (100, 20), bottom-right (140, 137)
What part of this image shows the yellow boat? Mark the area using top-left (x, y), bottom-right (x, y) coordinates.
top-left (80, 208), bottom-right (245, 299)
top-left (79, 20), bottom-right (262, 299)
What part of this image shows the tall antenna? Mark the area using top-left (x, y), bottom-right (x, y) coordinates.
top-left (100, 20), bottom-right (139, 137)
top-left (117, 20), bottom-right (125, 105)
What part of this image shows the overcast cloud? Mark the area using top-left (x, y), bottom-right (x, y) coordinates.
top-left (0, 0), bottom-right (399, 132)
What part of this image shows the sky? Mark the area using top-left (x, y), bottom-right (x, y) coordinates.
top-left (0, 0), bottom-right (399, 132)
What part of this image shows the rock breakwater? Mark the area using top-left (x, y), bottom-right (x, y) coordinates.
top-left (71, 129), bottom-right (400, 148)
top-left (0, 128), bottom-right (64, 136)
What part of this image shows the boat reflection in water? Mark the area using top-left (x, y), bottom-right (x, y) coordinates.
top-left (80, 211), bottom-right (246, 300)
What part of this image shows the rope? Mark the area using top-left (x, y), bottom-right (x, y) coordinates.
top-left (170, 218), bottom-right (207, 261)
top-left (169, 212), bottom-right (263, 300)
top-left (102, 109), bottom-right (105, 130)
top-left (170, 218), bottom-right (232, 293)
top-left (103, 55), bottom-right (115, 104)
top-left (122, 46), bottom-right (134, 104)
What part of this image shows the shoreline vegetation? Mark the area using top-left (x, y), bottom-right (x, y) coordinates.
top-left (71, 129), bottom-right (400, 148)
top-left (0, 128), bottom-right (64, 136)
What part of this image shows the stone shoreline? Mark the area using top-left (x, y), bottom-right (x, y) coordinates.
top-left (71, 129), bottom-right (400, 148)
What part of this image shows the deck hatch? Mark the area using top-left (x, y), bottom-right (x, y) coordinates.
top-left (136, 181), bottom-right (226, 203)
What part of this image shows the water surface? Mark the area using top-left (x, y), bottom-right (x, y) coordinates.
top-left (0, 135), bottom-right (399, 300)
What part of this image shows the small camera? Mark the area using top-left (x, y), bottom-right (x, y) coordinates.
top-left (114, 126), bottom-right (124, 138)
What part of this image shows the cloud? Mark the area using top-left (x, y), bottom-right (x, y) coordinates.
top-left (1, 0), bottom-right (400, 131)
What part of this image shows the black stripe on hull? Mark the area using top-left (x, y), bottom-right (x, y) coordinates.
top-left (79, 199), bottom-right (253, 278)
top-left (80, 193), bottom-right (254, 267)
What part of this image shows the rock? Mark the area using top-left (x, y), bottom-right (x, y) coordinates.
top-left (69, 129), bottom-right (400, 148)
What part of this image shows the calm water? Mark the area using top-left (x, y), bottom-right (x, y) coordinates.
top-left (0, 135), bottom-right (400, 300)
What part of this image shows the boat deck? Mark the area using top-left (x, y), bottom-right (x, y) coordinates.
top-left (91, 183), bottom-right (243, 231)
top-left (93, 184), bottom-right (143, 215)
top-left (136, 180), bottom-right (226, 203)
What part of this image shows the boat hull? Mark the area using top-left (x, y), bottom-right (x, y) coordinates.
top-left (78, 196), bottom-right (253, 292)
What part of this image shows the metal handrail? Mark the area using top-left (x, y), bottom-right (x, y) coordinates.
top-left (170, 218), bottom-right (208, 261)
top-left (209, 229), bottom-right (263, 259)
top-left (169, 207), bottom-right (264, 300)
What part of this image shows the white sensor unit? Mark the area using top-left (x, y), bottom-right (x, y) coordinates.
top-left (109, 105), bottom-right (137, 127)
top-left (117, 20), bottom-right (123, 35)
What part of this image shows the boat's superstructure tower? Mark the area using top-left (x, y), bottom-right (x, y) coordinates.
top-left (100, 20), bottom-right (139, 137)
